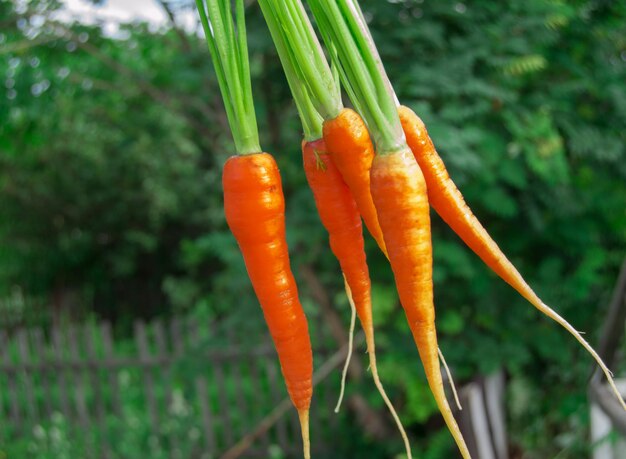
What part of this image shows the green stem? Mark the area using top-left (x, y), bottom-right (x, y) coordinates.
top-left (195, 0), bottom-right (261, 155)
top-left (308, 0), bottom-right (405, 154)
top-left (258, 0), bottom-right (342, 124)
top-left (259, 0), bottom-right (324, 141)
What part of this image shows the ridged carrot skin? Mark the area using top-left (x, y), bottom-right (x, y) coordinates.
top-left (370, 148), bottom-right (471, 459)
top-left (223, 152), bottom-right (313, 412)
top-left (322, 108), bottom-right (388, 257)
top-left (398, 104), bottom-right (626, 411)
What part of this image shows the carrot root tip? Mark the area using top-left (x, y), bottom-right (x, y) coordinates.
top-left (535, 301), bottom-right (626, 410)
top-left (298, 409), bottom-right (311, 459)
top-left (369, 354), bottom-right (413, 459)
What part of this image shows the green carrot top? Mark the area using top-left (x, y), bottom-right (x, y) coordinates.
top-left (196, 0), bottom-right (261, 155)
top-left (308, 0), bottom-right (406, 155)
top-left (258, 0), bottom-right (343, 137)
top-left (258, 0), bottom-right (322, 141)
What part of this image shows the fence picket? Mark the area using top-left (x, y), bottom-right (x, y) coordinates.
top-left (264, 357), bottom-right (289, 451)
top-left (170, 318), bottom-right (184, 357)
top-left (226, 327), bottom-right (252, 438)
top-left (195, 376), bottom-right (218, 455)
top-left (213, 357), bottom-right (234, 449)
top-left (51, 327), bottom-right (72, 424)
top-left (31, 327), bottom-right (54, 419)
top-left (246, 354), bottom-right (271, 451)
top-left (67, 325), bottom-right (90, 429)
top-left (134, 321), bottom-right (160, 441)
top-left (153, 320), bottom-right (181, 458)
top-left (100, 322), bottom-right (121, 459)
top-left (100, 322), bottom-right (122, 418)
top-left (0, 329), bottom-right (21, 433)
top-left (16, 329), bottom-right (38, 423)
top-left (84, 323), bottom-right (109, 458)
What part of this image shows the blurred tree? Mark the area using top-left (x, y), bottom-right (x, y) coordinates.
top-left (0, 0), bottom-right (231, 323)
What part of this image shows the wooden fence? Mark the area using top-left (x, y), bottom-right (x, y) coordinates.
top-left (0, 318), bottom-right (343, 458)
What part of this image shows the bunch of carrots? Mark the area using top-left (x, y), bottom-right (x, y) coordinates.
top-left (195, 1), bottom-right (626, 458)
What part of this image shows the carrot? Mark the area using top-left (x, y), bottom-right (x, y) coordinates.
top-left (223, 152), bottom-right (314, 442)
top-left (371, 148), bottom-right (471, 458)
top-left (309, 1), bottom-right (472, 457)
top-left (302, 139), bottom-right (411, 452)
top-left (195, 1), bottom-right (314, 457)
top-left (302, 140), bottom-right (361, 413)
top-left (399, 104), bottom-right (626, 410)
top-left (322, 109), bottom-right (388, 256)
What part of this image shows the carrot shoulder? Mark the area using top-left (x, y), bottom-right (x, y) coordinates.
top-left (399, 104), bottom-right (626, 411)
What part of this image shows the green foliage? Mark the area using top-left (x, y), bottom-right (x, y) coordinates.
top-left (1, 0), bottom-right (625, 457)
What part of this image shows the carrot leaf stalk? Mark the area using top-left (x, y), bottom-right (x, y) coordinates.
top-left (195, 0), bottom-right (260, 155)
top-left (308, 0), bottom-right (472, 457)
top-left (258, 0), bottom-right (341, 124)
top-left (257, 0), bottom-right (324, 141)
top-left (308, 0), bottom-right (404, 155)
top-left (195, 2), bottom-right (313, 458)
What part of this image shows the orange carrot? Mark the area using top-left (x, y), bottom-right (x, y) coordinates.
top-left (197, 1), bottom-right (314, 456)
top-left (302, 138), bottom-right (410, 454)
top-left (323, 109), bottom-right (388, 257)
top-left (302, 139), bottom-right (372, 334)
top-left (223, 153), bottom-right (314, 455)
top-left (370, 148), bottom-right (471, 459)
top-left (399, 104), bottom-right (626, 410)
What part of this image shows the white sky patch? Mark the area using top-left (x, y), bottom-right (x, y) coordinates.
top-left (54, 0), bottom-right (198, 37)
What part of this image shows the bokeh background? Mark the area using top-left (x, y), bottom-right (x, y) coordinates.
top-left (1, 0), bottom-right (626, 458)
